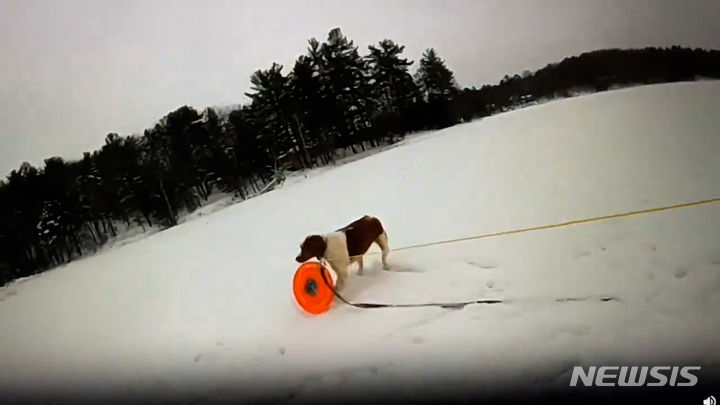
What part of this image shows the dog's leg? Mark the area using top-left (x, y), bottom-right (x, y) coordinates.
top-left (375, 232), bottom-right (391, 270)
top-left (334, 262), bottom-right (350, 291)
top-left (357, 256), bottom-right (364, 276)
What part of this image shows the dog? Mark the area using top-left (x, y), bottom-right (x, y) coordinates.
top-left (295, 215), bottom-right (390, 291)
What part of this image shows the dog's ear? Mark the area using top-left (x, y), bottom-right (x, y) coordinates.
top-left (296, 235), bottom-right (326, 262)
top-left (306, 235), bottom-right (326, 259)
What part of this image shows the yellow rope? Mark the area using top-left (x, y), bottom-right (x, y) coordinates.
top-left (360, 197), bottom-right (720, 258)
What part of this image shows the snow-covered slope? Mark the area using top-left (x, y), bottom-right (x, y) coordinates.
top-left (1, 81), bottom-right (719, 403)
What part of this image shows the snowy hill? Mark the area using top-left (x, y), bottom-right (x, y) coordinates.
top-left (1, 81), bottom-right (719, 404)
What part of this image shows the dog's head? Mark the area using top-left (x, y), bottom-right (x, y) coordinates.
top-left (295, 235), bottom-right (326, 263)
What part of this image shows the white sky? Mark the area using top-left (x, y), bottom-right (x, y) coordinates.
top-left (1, 0), bottom-right (719, 176)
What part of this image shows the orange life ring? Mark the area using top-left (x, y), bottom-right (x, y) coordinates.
top-left (292, 260), bottom-right (336, 314)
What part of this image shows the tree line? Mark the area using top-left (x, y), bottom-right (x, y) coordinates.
top-left (1, 27), bottom-right (719, 286)
top-left (455, 46), bottom-right (720, 117)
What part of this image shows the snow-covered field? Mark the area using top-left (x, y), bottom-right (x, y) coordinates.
top-left (1, 81), bottom-right (719, 403)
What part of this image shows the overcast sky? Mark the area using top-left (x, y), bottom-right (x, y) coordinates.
top-left (1, 0), bottom-right (719, 176)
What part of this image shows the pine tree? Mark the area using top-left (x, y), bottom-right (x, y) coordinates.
top-left (415, 48), bottom-right (460, 128)
top-left (37, 157), bottom-right (85, 262)
top-left (366, 39), bottom-right (422, 137)
top-left (187, 107), bottom-right (238, 197)
top-left (246, 63), bottom-right (311, 172)
top-left (415, 48), bottom-right (458, 103)
top-left (289, 48), bottom-right (336, 165)
top-left (227, 105), bottom-right (270, 195)
top-left (315, 28), bottom-right (375, 151)
top-left (367, 39), bottom-right (420, 115)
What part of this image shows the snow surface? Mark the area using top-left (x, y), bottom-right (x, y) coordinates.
top-left (1, 81), bottom-right (719, 403)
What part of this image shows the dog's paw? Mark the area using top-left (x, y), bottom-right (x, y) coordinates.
top-left (382, 264), bottom-right (391, 270)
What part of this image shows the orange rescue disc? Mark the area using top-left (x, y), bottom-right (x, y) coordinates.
top-left (293, 260), bottom-right (337, 314)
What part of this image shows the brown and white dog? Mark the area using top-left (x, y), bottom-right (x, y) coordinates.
top-left (295, 215), bottom-right (390, 290)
